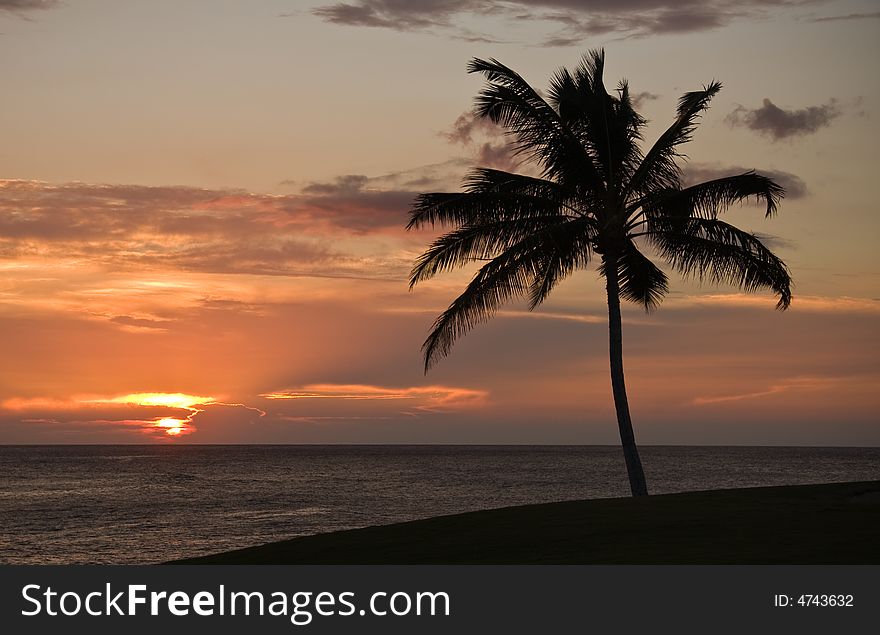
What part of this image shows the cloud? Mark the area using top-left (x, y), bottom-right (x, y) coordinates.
top-left (684, 163), bottom-right (808, 199)
top-left (306, 1), bottom-right (489, 31)
top-left (261, 383), bottom-right (488, 412)
top-left (0, 383), bottom-right (488, 443)
top-left (0, 177), bottom-right (417, 238)
top-left (371, 159), bottom-right (469, 192)
top-left (442, 110), bottom-right (518, 171)
top-left (725, 98), bottom-right (841, 140)
top-left (0, 178), bottom-right (420, 280)
top-left (692, 375), bottom-right (841, 405)
top-left (810, 11), bottom-right (880, 22)
top-left (537, 4), bottom-right (732, 42)
top-left (297, 174), bottom-right (418, 232)
top-left (310, 0), bottom-right (502, 41)
top-left (1, 396), bottom-right (199, 440)
top-left (301, 174), bottom-right (370, 196)
top-left (443, 110), bottom-right (501, 145)
top-left (1, 391), bottom-right (265, 440)
top-left (0, 177), bottom-right (428, 340)
top-left (631, 91), bottom-right (660, 109)
top-left (314, 1), bottom-right (463, 29)
top-left (0, 181), bottom-right (336, 277)
top-left (0, 0), bottom-right (60, 14)
top-left (311, 1), bottom-right (810, 40)
top-left (677, 293), bottom-right (880, 314)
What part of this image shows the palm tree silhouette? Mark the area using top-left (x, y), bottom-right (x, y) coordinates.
top-left (407, 50), bottom-right (792, 496)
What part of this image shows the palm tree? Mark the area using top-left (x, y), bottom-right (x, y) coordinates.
top-left (406, 50), bottom-right (792, 497)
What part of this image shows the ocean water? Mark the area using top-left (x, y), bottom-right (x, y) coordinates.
top-left (1, 445), bottom-right (878, 564)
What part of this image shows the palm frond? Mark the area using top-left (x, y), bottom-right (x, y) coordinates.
top-left (420, 217), bottom-right (594, 369)
top-left (407, 191), bottom-right (567, 231)
top-left (547, 50), bottom-right (645, 192)
top-left (409, 214), bottom-right (575, 287)
top-left (615, 80), bottom-right (648, 185)
top-left (601, 241), bottom-right (669, 311)
top-left (407, 170), bottom-right (573, 230)
top-left (625, 81), bottom-right (722, 200)
top-left (467, 57), bottom-right (605, 189)
top-left (527, 218), bottom-right (595, 308)
top-left (421, 246), bottom-right (535, 371)
top-left (651, 218), bottom-right (792, 309)
top-left (463, 168), bottom-right (569, 198)
top-left (644, 171), bottom-right (785, 223)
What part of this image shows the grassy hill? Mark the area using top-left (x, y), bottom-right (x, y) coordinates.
top-left (171, 480), bottom-right (880, 564)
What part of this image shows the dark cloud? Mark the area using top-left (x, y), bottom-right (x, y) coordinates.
top-left (309, 0), bottom-right (501, 42)
top-left (752, 234), bottom-right (797, 251)
top-left (631, 91), bottom-right (660, 109)
top-left (473, 142), bottom-right (518, 171)
top-left (109, 315), bottom-right (172, 332)
top-left (810, 11), bottom-right (880, 22)
top-left (298, 174), bottom-right (417, 232)
top-left (725, 98), bottom-right (841, 140)
top-left (0, 0), bottom-right (60, 12)
top-left (684, 164), bottom-right (808, 200)
top-left (372, 159), bottom-right (469, 191)
top-left (443, 110), bottom-right (501, 145)
top-left (0, 179), bottom-right (418, 278)
top-left (442, 110), bottom-right (518, 171)
top-left (301, 174), bottom-right (369, 196)
top-left (313, 0), bottom-right (476, 30)
top-left (0, 178), bottom-right (415, 237)
top-left (541, 4), bottom-right (731, 42)
top-left (311, 0), bottom-right (805, 40)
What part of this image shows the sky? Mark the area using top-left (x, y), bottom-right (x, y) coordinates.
top-left (1, 0), bottom-right (878, 445)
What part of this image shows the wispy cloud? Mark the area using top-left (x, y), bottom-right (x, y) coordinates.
top-left (692, 375), bottom-right (841, 405)
top-left (442, 110), bottom-right (518, 171)
top-left (631, 91), bottom-right (660, 109)
top-left (0, 0), bottom-right (60, 14)
top-left (684, 163), bottom-right (808, 199)
top-left (298, 174), bottom-right (418, 232)
top-left (0, 179), bottom-right (419, 283)
top-left (498, 309), bottom-right (606, 324)
top-left (309, 0), bottom-right (501, 42)
top-left (810, 11), bottom-right (880, 23)
top-left (2, 391), bottom-right (265, 439)
top-left (726, 98), bottom-right (841, 140)
top-left (310, 0), bottom-right (817, 41)
top-left (677, 293), bottom-right (880, 313)
top-left (0, 177), bottom-right (415, 237)
top-left (261, 383), bottom-right (488, 410)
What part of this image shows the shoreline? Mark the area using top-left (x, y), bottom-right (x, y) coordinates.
top-left (170, 480), bottom-right (880, 565)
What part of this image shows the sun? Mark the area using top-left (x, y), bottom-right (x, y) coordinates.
top-left (84, 392), bottom-right (213, 438)
top-left (155, 417), bottom-right (188, 436)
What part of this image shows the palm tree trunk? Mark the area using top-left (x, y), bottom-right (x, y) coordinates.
top-left (604, 256), bottom-right (649, 496)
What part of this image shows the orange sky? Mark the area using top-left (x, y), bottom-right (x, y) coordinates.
top-left (1, 1), bottom-right (878, 444)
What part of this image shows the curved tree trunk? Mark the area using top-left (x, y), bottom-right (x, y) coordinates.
top-left (604, 256), bottom-right (649, 496)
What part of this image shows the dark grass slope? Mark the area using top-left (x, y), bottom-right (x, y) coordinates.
top-left (171, 481), bottom-right (880, 564)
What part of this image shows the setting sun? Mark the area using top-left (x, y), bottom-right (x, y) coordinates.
top-left (155, 417), bottom-right (189, 436)
top-left (84, 393), bottom-right (213, 438)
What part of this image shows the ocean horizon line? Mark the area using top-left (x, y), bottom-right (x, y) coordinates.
top-left (2, 442), bottom-right (878, 449)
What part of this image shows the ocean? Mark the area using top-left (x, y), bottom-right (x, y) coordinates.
top-left (1, 445), bottom-right (878, 564)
